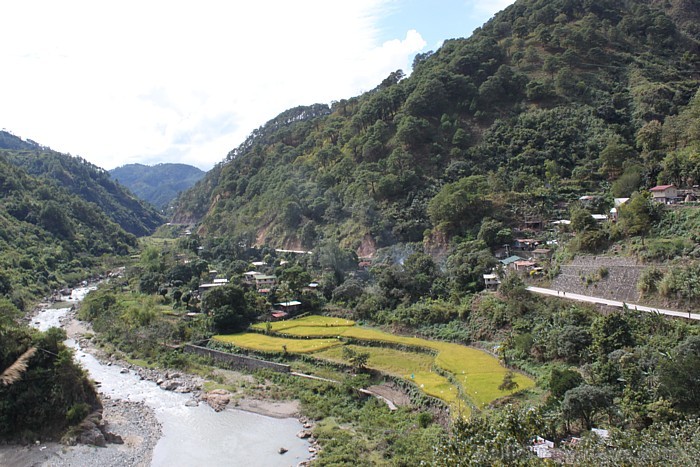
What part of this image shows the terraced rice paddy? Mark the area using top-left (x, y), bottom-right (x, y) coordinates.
top-left (217, 315), bottom-right (534, 412)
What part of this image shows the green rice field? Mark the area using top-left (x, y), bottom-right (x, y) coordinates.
top-left (217, 315), bottom-right (535, 412)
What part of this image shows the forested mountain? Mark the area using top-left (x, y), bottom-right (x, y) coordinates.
top-left (173, 0), bottom-right (700, 255)
top-left (0, 152), bottom-right (139, 309)
top-left (0, 135), bottom-right (147, 443)
top-left (0, 131), bottom-right (164, 237)
top-left (110, 163), bottom-right (205, 210)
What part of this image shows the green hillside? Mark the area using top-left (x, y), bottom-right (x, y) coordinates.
top-left (0, 154), bottom-right (138, 308)
top-left (0, 131), bottom-right (164, 237)
top-left (110, 163), bottom-right (205, 210)
top-left (0, 137), bottom-right (135, 441)
top-left (173, 0), bottom-right (699, 254)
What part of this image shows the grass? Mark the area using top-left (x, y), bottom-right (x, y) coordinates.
top-left (213, 333), bottom-right (343, 354)
top-left (124, 357), bottom-right (156, 369)
top-left (219, 315), bottom-right (536, 411)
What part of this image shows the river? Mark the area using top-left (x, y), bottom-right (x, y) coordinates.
top-left (30, 287), bottom-right (311, 467)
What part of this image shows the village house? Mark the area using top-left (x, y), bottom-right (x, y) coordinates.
top-left (483, 273), bottom-right (500, 290)
top-left (609, 198), bottom-right (630, 221)
top-left (513, 238), bottom-right (539, 251)
top-left (499, 255), bottom-right (523, 268)
top-left (578, 195), bottom-right (596, 207)
top-left (531, 248), bottom-right (552, 261)
top-left (514, 260), bottom-right (537, 272)
top-left (649, 184), bottom-right (678, 204)
top-left (243, 271), bottom-right (262, 284)
top-left (529, 436), bottom-right (555, 459)
top-left (274, 300), bottom-right (302, 314)
top-left (198, 282), bottom-right (227, 294)
top-left (254, 274), bottom-right (277, 288)
top-left (270, 310), bottom-right (288, 320)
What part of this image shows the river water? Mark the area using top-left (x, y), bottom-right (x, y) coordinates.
top-left (31, 287), bottom-right (310, 467)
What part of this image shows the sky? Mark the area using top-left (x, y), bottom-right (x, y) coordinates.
top-left (0, 0), bottom-right (515, 171)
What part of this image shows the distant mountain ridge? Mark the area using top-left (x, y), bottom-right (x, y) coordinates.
top-left (109, 163), bottom-right (205, 210)
top-left (0, 130), bottom-right (163, 236)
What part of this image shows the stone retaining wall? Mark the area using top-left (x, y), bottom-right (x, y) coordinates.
top-left (551, 256), bottom-right (647, 303)
top-left (184, 344), bottom-right (291, 373)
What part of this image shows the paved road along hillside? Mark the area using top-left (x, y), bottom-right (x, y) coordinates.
top-left (527, 286), bottom-right (700, 321)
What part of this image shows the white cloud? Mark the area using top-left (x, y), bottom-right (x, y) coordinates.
top-left (471, 0), bottom-right (515, 15)
top-left (0, 0), bottom-right (428, 170)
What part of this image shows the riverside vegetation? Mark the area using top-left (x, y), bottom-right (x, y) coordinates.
top-left (71, 217), bottom-right (700, 464)
top-left (2, 0), bottom-right (700, 464)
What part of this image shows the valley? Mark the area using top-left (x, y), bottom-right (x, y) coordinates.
top-left (2, 0), bottom-right (700, 465)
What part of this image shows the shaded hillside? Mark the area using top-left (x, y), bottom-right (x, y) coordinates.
top-left (0, 131), bottom-right (163, 236)
top-left (0, 154), bottom-right (137, 308)
top-left (110, 163), bottom-right (205, 210)
top-left (173, 0), bottom-right (700, 254)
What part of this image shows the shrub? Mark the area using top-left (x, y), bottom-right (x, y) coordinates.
top-left (66, 403), bottom-right (91, 425)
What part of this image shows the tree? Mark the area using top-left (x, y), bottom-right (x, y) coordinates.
top-left (38, 201), bottom-right (74, 239)
top-left (342, 346), bottom-right (370, 372)
top-left (445, 240), bottom-right (497, 294)
top-left (570, 206), bottom-right (597, 233)
top-left (561, 384), bottom-right (613, 430)
top-left (553, 325), bottom-right (592, 364)
top-left (617, 192), bottom-right (658, 237)
top-left (498, 371), bottom-right (519, 391)
top-left (201, 284), bottom-right (254, 334)
top-left (428, 176), bottom-right (491, 234)
top-left (659, 336), bottom-right (700, 413)
top-left (549, 368), bottom-right (584, 400)
top-left (277, 264), bottom-right (312, 294)
top-left (611, 164), bottom-right (643, 197)
top-left (0, 272), bottom-right (12, 296)
top-left (477, 218), bottom-right (506, 248)
top-left (591, 312), bottom-right (635, 358)
top-left (139, 272), bottom-right (162, 295)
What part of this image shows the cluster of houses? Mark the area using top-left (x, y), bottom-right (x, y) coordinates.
top-left (483, 184), bottom-right (699, 289)
top-left (484, 239), bottom-right (553, 289)
top-left (196, 263), bottom-right (309, 320)
top-left (528, 428), bottom-right (609, 460)
top-left (584, 184), bottom-right (698, 222)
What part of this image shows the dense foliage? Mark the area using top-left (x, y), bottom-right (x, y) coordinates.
top-left (173, 0), bottom-right (700, 257)
top-left (0, 320), bottom-right (99, 440)
top-left (1, 131), bottom-right (163, 236)
top-left (0, 154), bottom-right (139, 310)
top-left (0, 132), bottom-right (155, 442)
top-left (109, 163), bottom-right (205, 210)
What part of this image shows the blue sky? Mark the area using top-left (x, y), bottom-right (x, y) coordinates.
top-left (0, 1), bottom-right (515, 170)
top-left (379, 0), bottom-right (513, 50)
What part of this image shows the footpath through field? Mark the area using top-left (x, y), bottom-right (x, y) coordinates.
top-left (527, 286), bottom-right (700, 321)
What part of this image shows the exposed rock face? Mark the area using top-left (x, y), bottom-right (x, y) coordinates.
top-left (356, 234), bottom-right (377, 259)
top-left (71, 410), bottom-right (123, 447)
top-left (423, 228), bottom-right (450, 260)
top-left (78, 426), bottom-right (106, 447)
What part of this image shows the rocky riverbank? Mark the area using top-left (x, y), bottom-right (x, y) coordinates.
top-left (0, 398), bottom-right (160, 467)
top-left (7, 295), bottom-right (316, 466)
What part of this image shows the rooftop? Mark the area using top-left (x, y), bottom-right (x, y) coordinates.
top-left (650, 184), bottom-right (676, 191)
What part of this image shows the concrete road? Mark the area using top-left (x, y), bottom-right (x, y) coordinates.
top-left (526, 286), bottom-right (700, 321)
